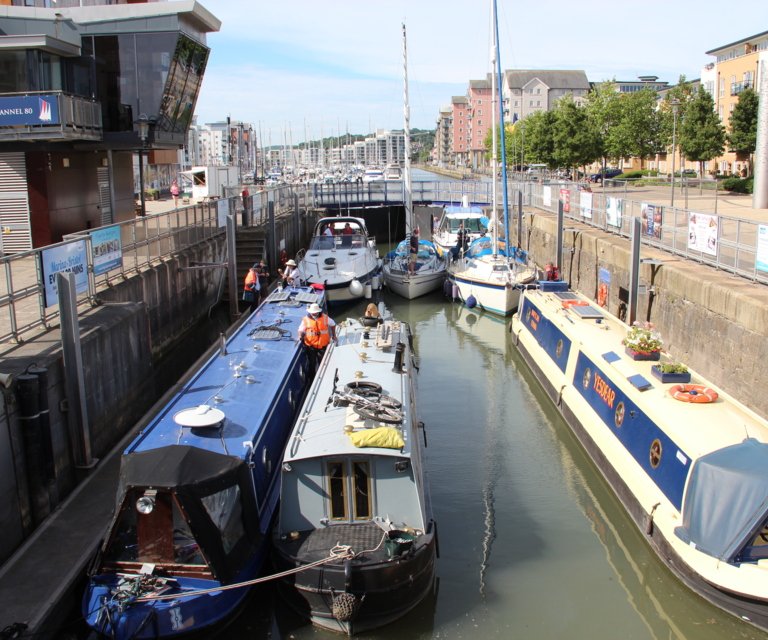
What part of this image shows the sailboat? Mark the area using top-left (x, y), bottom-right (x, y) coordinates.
top-left (447, 0), bottom-right (537, 316)
top-left (382, 23), bottom-right (447, 299)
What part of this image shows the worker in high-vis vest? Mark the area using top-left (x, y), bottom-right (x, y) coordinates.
top-left (297, 302), bottom-right (337, 377)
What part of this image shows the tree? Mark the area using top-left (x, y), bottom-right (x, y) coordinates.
top-left (584, 81), bottom-right (621, 166)
top-left (519, 110), bottom-right (557, 167)
top-left (728, 87), bottom-right (759, 175)
top-left (605, 88), bottom-right (664, 168)
top-left (551, 95), bottom-right (600, 174)
top-left (679, 86), bottom-right (725, 177)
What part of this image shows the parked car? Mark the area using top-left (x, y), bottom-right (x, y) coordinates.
top-left (589, 168), bottom-right (623, 183)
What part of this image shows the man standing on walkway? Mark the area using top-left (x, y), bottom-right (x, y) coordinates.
top-left (297, 303), bottom-right (337, 378)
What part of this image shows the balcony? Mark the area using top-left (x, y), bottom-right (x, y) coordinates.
top-left (0, 91), bottom-right (102, 142)
top-left (730, 81), bottom-right (752, 96)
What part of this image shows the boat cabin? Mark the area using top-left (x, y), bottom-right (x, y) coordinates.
top-left (309, 217), bottom-right (369, 250)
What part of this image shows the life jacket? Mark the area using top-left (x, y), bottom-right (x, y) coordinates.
top-left (301, 314), bottom-right (330, 349)
top-left (244, 270), bottom-right (258, 291)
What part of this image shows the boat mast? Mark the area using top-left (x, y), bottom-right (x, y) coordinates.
top-left (494, 0), bottom-right (511, 256)
top-left (402, 23), bottom-right (413, 236)
top-left (490, 3), bottom-right (498, 256)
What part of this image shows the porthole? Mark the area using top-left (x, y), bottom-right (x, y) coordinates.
top-left (582, 368), bottom-right (591, 390)
top-left (288, 389), bottom-right (294, 409)
top-left (555, 339), bottom-right (563, 359)
top-left (649, 439), bottom-right (662, 469)
top-left (614, 402), bottom-right (625, 428)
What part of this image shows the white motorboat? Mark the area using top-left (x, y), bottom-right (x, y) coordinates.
top-left (432, 204), bottom-right (488, 259)
top-left (295, 216), bottom-right (381, 305)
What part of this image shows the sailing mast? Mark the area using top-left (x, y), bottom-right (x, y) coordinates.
top-left (494, 0), bottom-right (511, 255)
top-left (402, 23), bottom-right (413, 236)
top-left (490, 3), bottom-right (498, 256)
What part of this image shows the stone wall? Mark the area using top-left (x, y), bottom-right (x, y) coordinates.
top-left (523, 212), bottom-right (768, 419)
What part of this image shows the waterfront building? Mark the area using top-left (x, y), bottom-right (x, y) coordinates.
top-left (502, 69), bottom-right (590, 124)
top-left (450, 95), bottom-right (470, 168)
top-left (0, 1), bottom-right (220, 250)
top-left (434, 106), bottom-right (453, 168)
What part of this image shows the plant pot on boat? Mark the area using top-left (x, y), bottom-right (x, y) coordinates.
top-left (622, 322), bottom-right (662, 360)
top-left (651, 362), bottom-right (691, 383)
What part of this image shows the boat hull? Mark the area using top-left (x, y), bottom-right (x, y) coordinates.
top-left (273, 524), bottom-right (437, 635)
top-left (511, 288), bottom-right (768, 632)
top-left (382, 266), bottom-right (445, 299)
top-left (450, 272), bottom-right (520, 316)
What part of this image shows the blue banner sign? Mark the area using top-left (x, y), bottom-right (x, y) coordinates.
top-left (0, 94), bottom-right (60, 126)
top-left (41, 240), bottom-right (89, 308)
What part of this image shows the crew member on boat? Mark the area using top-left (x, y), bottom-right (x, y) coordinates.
top-left (408, 227), bottom-right (420, 274)
top-left (297, 302), bottom-right (337, 377)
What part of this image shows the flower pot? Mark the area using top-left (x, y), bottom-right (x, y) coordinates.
top-left (651, 365), bottom-right (691, 384)
top-left (625, 347), bottom-right (660, 361)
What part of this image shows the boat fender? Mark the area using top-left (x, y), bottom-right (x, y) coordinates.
top-left (557, 384), bottom-right (566, 407)
top-left (452, 283), bottom-right (459, 300)
top-left (646, 502), bottom-right (661, 535)
top-left (331, 591), bottom-right (361, 622)
top-left (349, 279), bottom-right (364, 297)
top-left (466, 295), bottom-right (477, 309)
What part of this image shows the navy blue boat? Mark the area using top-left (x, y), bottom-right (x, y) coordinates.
top-left (83, 285), bottom-right (324, 639)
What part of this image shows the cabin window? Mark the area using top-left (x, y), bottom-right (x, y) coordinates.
top-left (328, 461), bottom-right (347, 520)
top-left (353, 461), bottom-right (371, 519)
top-left (738, 523), bottom-right (768, 561)
top-left (201, 485), bottom-right (246, 555)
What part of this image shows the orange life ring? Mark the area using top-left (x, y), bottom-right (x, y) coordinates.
top-left (669, 384), bottom-right (718, 404)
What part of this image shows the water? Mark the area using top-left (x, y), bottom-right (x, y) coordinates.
top-left (222, 291), bottom-right (767, 640)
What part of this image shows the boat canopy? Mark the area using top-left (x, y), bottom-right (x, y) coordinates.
top-left (386, 238), bottom-right (439, 260)
top-left (676, 438), bottom-right (768, 562)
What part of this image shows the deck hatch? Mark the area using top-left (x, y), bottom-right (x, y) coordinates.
top-left (602, 351), bottom-right (621, 363)
top-left (295, 292), bottom-right (321, 305)
top-left (270, 291), bottom-right (291, 302)
top-left (553, 292), bottom-right (580, 301)
top-left (627, 374), bottom-right (653, 391)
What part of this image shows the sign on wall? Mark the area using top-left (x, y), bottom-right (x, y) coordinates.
top-left (41, 240), bottom-right (88, 308)
top-left (560, 188), bottom-right (570, 213)
top-left (0, 95), bottom-right (60, 126)
top-left (641, 202), bottom-right (662, 239)
top-left (542, 186), bottom-right (552, 207)
top-left (606, 197), bottom-right (623, 228)
top-left (579, 191), bottom-right (593, 219)
top-left (757, 225), bottom-right (768, 273)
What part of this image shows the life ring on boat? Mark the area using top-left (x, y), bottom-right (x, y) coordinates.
top-left (669, 384), bottom-right (718, 403)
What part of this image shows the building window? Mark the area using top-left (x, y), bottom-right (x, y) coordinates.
top-left (352, 462), bottom-right (371, 519)
top-left (328, 461), bottom-right (347, 520)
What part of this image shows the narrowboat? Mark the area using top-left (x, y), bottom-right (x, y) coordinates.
top-left (83, 285), bottom-right (325, 639)
top-left (272, 305), bottom-right (437, 635)
top-left (511, 281), bottom-right (768, 632)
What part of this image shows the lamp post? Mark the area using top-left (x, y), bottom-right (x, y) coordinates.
top-left (670, 99), bottom-right (680, 208)
top-left (136, 114), bottom-right (150, 217)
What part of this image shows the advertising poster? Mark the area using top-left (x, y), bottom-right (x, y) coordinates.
top-left (687, 212), bottom-right (719, 257)
top-left (598, 267), bottom-right (611, 308)
top-left (560, 188), bottom-right (570, 213)
top-left (41, 240), bottom-right (88, 307)
top-left (756, 225), bottom-right (768, 272)
top-left (91, 225), bottom-right (123, 275)
top-left (606, 197), bottom-right (623, 228)
top-left (641, 202), bottom-right (662, 239)
top-left (542, 185), bottom-right (552, 207)
top-left (0, 94), bottom-right (59, 126)
top-left (579, 191), bottom-right (593, 219)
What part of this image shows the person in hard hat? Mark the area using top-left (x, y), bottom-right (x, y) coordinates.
top-left (297, 302), bottom-right (337, 377)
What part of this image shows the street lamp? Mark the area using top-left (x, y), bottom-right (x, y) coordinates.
top-left (136, 114), bottom-right (150, 217)
top-left (670, 99), bottom-right (680, 208)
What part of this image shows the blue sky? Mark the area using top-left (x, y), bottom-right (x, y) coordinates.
top-left (194, 0), bottom-right (767, 143)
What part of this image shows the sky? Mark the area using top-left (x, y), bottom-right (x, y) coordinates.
top-left (194, 0), bottom-right (767, 144)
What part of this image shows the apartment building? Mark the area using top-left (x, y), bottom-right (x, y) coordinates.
top-left (503, 70), bottom-right (590, 123)
top-left (703, 30), bottom-right (768, 176)
top-left (468, 76), bottom-right (492, 171)
top-left (434, 106), bottom-right (452, 168)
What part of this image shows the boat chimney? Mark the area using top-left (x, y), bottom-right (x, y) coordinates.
top-left (392, 342), bottom-right (405, 373)
top-left (219, 333), bottom-right (227, 356)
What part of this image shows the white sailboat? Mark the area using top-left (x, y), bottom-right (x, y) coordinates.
top-left (447, 0), bottom-right (537, 316)
top-left (383, 23), bottom-right (447, 299)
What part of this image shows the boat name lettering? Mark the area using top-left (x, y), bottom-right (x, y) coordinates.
top-left (592, 371), bottom-right (616, 409)
top-left (529, 308), bottom-right (540, 330)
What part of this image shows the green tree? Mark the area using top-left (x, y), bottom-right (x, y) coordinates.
top-left (519, 110), bottom-right (557, 167)
top-left (605, 88), bottom-right (663, 168)
top-left (584, 81), bottom-right (621, 166)
top-left (679, 86), bottom-right (725, 177)
top-left (728, 87), bottom-right (758, 175)
top-left (551, 95), bottom-right (600, 174)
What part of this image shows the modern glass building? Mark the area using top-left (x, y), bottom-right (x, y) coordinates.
top-left (0, 1), bottom-right (220, 249)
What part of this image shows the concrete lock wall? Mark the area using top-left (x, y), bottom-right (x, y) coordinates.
top-left (0, 238), bottom-right (227, 562)
top-left (523, 214), bottom-right (768, 419)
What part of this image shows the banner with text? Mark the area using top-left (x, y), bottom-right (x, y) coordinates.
top-left (687, 212), bottom-right (719, 257)
top-left (41, 240), bottom-right (88, 307)
top-left (0, 94), bottom-right (60, 126)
